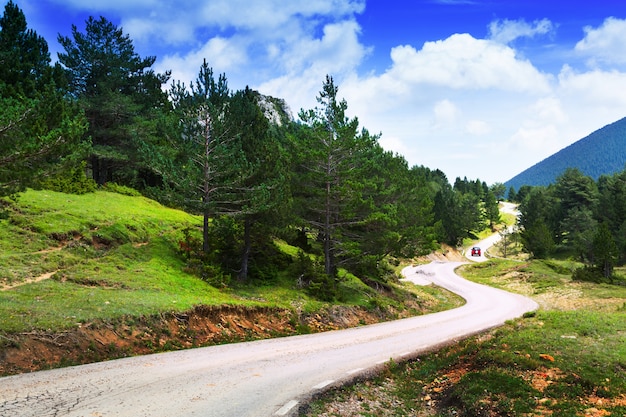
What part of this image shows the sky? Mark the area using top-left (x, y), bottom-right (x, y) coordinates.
top-left (7, 0), bottom-right (626, 185)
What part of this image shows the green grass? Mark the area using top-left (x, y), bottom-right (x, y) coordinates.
top-left (0, 190), bottom-right (242, 332)
top-left (0, 189), bottom-right (458, 336)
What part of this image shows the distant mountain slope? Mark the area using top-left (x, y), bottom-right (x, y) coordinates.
top-left (505, 117), bottom-right (626, 190)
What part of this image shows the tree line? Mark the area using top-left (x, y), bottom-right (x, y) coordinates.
top-left (0, 2), bottom-right (501, 297)
top-left (511, 167), bottom-right (626, 283)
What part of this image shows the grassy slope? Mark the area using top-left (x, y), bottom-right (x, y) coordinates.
top-left (0, 189), bottom-right (233, 332)
top-left (0, 189), bottom-right (460, 336)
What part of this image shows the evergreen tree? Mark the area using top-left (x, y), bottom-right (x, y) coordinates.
top-left (167, 60), bottom-right (233, 253)
top-left (57, 16), bottom-right (171, 186)
top-left (597, 170), bottom-right (626, 261)
top-left (225, 87), bottom-right (290, 281)
top-left (553, 168), bottom-right (598, 248)
top-left (0, 1), bottom-right (60, 99)
top-left (0, 2), bottom-right (87, 197)
top-left (483, 188), bottom-right (501, 230)
top-left (490, 182), bottom-right (506, 202)
top-left (434, 182), bottom-right (484, 246)
top-left (518, 187), bottom-right (557, 258)
top-left (591, 222), bottom-right (619, 282)
top-left (296, 76), bottom-right (373, 280)
top-left (521, 219), bottom-right (555, 258)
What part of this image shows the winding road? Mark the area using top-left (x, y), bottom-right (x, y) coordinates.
top-left (0, 220), bottom-right (537, 417)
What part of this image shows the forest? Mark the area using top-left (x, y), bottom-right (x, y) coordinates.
top-left (0, 2), bottom-right (502, 297)
top-left (4, 1), bottom-right (623, 297)
top-left (505, 116), bottom-right (626, 190)
top-left (511, 167), bottom-right (626, 282)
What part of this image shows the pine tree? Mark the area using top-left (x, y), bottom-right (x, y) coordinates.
top-left (592, 222), bottom-right (619, 282)
top-left (57, 16), bottom-right (170, 186)
top-left (0, 2), bottom-right (87, 197)
top-left (296, 76), bottom-right (368, 279)
top-left (225, 88), bottom-right (290, 281)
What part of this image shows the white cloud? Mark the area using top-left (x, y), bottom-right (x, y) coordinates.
top-left (254, 19), bottom-right (369, 113)
top-left (30, 1), bottom-right (626, 185)
top-left (575, 17), bottom-right (626, 66)
top-left (157, 37), bottom-right (249, 87)
top-left (488, 18), bottom-right (554, 44)
top-left (432, 99), bottom-right (460, 127)
top-left (558, 66), bottom-right (626, 107)
top-left (466, 120), bottom-right (491, 136)
top-left (529, 97), bottom-right (567, 124)
top-left (279, 20), bottom-right (369, 75)
top-left (508, 124), bottom-right (560, 153)
top-left (89, 0), bottom-right (366, 47)
top-left (384, 34), bottom-right (551, 93)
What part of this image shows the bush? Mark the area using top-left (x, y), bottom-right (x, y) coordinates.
top-left (289, 250), bottom-right (337, 301)
top-left (101, 182), bottom-right (142, 196)
top-left (40, 162), bottom-right (97, 194)
top-left (183, 258), bottom-right (230, 288)
top-left (572, 265), bottom-right (613, 284)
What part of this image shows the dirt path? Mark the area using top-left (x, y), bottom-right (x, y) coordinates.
top-left (0, 271), bottom-right (58, 291)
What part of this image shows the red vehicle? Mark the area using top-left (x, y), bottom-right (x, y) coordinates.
top-left (471, 247), bottom-right (481, 257)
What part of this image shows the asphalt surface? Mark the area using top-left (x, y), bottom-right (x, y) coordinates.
top-left (465, 202), bottom-right (519, 263)
top-left (0, 258), bottom-right (537, 417)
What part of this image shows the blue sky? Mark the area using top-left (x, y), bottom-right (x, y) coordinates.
top-left (7, 0), bottom-right (626, 184)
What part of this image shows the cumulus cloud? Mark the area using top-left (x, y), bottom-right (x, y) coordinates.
top-left (158, 37), bottom-right (249, 86)
top-left (575, 17), bottom-right (626, 66)
top-left (86, 0), bottom-right (366, 46)
top-left (488, 18), bottom-right (554, 44)
top-left (432, 99), bottom-right (460, 126)
top-left (384, 34), bottom-right (551, 93)
top-left (558, 66), bottom-right (626, 107)
top-left (254, 19), bottom-right (370, 112)
top-left (30, 0), bottom-right (626, 184)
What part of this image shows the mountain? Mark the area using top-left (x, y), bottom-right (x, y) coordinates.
top-left (253, 90), bottom-right (294, 126)
top-left (505, 117), bottom-right (626, 191)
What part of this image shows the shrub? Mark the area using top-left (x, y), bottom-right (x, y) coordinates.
top-left (290, 250), bottom-right (337, 301)
top-left (572, 265), bottom-right (613, 284)
top-left (40, 162), bottom-right (97, 194)
top-left (101, 182), bottom-right (142, 196)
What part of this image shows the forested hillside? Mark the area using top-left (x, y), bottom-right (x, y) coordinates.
top-left (514, 167), bottom-right (626, 282)
top-left (505, 116), bottom-right (626, 191)
top-left (0, 2), bottom-right (501, 295)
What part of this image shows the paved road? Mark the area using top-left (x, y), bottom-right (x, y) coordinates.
top-left (465, 202), bottom-right (519, 263)
top-left (0, 260), bottom-right (537, 417)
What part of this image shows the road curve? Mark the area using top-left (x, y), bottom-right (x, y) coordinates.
top-left (0, 261), bottom-right (537, 417)
top-left (465, 202), bottom-right (519, 263)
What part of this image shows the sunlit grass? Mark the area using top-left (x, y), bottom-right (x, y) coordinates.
top-left (0, 189), bottom-right (460, 335)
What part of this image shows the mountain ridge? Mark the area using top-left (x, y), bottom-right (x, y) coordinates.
top-left (505, 117), bottom-right (626, 190)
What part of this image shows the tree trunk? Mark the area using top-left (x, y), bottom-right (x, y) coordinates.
top-left (324, 171), bottom-right (333, 276)
top-left (239, 217), bottom-right (252, 282)
top-left (202, 210), bottom-right (210, 253)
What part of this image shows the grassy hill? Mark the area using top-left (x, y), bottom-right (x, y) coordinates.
top-left (505, 116), bottom-right (626, 190)
top-left (0, 189), bottom-right (461, 374)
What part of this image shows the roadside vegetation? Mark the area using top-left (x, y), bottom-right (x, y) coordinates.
top-left (0, 188), bottom-right (464, 375)
top-left (303, 201), bottom-right (626, 417)
top-left (303, 259), bottom-right (626, 417)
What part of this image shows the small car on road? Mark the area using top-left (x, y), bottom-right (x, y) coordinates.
top-left (471, 247), bottom-right (481, 257)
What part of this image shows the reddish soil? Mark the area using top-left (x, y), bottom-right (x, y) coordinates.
top-left (0, 303), bottom-right (422, 376)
